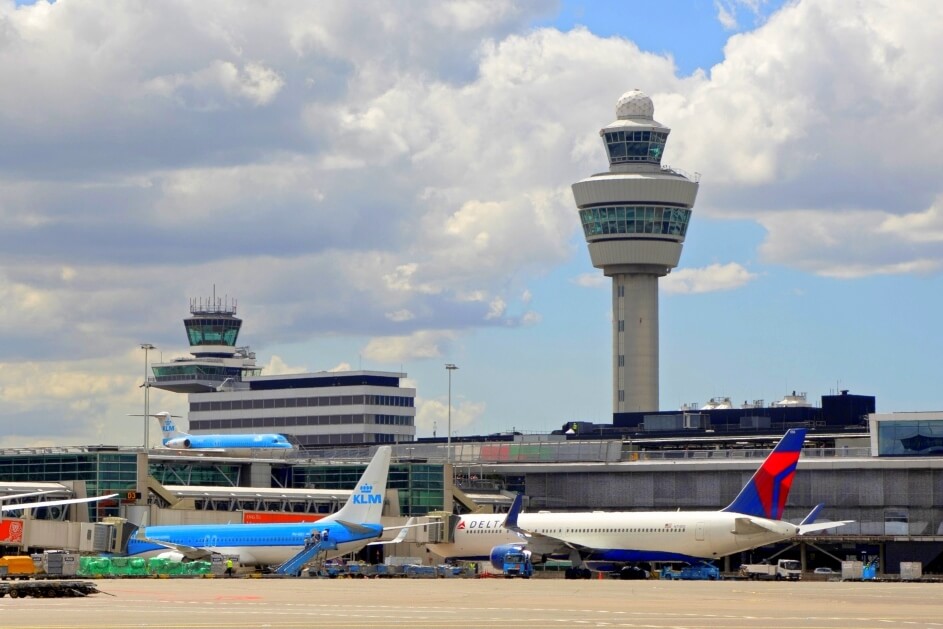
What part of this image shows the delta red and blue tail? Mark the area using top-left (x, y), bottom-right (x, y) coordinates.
top-left (721, 428), bottom-right (806, 520)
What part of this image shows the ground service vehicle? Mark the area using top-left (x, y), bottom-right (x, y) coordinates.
top-left (661, 564), bottom-right (721, 580)
top-left (739, 559), bottom-right (801, 581)
top-left (502, 551), bottom-right (533, 578)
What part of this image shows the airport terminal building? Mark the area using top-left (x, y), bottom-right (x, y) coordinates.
top-left (3, 405), bottom-right (943, 574)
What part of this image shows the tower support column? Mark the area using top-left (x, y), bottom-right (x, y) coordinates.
top-left (612, 272), bottom-right (660, 412)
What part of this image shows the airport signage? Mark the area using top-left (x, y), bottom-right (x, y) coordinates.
top-left (0, 519), bottom-right (24, 544)
top-left (457, 518), bottom-right (503, 530)
top-left (242, 512), bottom-right (325, 524)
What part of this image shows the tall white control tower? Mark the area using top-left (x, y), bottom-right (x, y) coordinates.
top-left (572, 89), bottom-right (699, 413)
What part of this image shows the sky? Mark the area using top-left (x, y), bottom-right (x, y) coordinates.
top-left (2, 0), bottom-right (943, 448)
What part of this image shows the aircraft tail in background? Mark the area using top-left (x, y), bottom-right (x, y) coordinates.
top-left (322, 446), bottom-right (392, 526)
top-left (721, 428), bottom-right (806, 520)
top-left (153, 412), bottom-right (185, 442)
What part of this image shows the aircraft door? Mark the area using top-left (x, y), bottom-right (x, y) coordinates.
top-left (694, 521), bottom-right (715, 556)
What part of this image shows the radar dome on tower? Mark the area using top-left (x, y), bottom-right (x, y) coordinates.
top-left (616, 89), bottom-right (655, 120)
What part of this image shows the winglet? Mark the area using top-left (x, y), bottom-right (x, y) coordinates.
top-left (721, 428), bottom-right (806, 520)
top-left (800, 503), bottom-right (825, 526)
top-left (368, 518), bottom-right (416, 546)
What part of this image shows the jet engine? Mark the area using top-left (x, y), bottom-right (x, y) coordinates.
top-left (488, 543), bottom-right (527, 571)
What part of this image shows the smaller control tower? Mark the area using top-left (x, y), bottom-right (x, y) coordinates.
top-left (572, 89), bottom-right (699, 413)
top-left (149, 294), bottom-right (261, 394)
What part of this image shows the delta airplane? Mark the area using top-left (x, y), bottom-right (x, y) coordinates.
top-left (126, 445), bottom-right (397, 567)
top-left (426, 429), bottom-right (851, 575)
top-left (148, 412), bottom-right (293, 453)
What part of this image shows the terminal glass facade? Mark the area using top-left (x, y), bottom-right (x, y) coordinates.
top-left (149, 461), bottom-right (242, 487)
top-left (152, 364), bottom-right (259, 382)
top-left (580, 206), bottom-right (691, 238)
top-left (0, 452), bottom-right (137, 521)
top-left (877, 420), bottom-right (943, 456)
top-left (604, 130), bottom-right (667, 164)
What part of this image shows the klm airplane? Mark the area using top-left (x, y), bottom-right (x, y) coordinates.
top-left (150, 412), bottom-right (293, 452)
top-left (126, 445), bottom-right (393, 567)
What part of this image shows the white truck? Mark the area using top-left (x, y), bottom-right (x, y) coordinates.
top-left (739, 559), bottom-right (802, 581)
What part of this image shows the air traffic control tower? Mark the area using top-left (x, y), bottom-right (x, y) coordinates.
top-left (149, 295), bottom-right (261, 394)
top-left (572, 89), bottom-right (698, 413)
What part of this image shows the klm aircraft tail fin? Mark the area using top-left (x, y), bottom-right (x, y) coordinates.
top-left (323, 446), bottom-right (392, 526)
top-left (721, 428), bottom-right (806, 520)
top-left (150, 411), bottom-right (186, 444)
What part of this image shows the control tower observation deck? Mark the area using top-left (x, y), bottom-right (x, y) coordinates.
top-left (571, 89), bottom-right (699, 413)
top-left (149, 296), bottom-right (261, 393)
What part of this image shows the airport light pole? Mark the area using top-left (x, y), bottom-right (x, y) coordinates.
top-left (140, 343), bottom-right (155, 449)
top-left (445, 363), bottom-right (458, 464)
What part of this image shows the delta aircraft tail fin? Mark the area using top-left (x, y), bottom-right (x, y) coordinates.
top-left (322, 446), bottom-right (391, 526)
top-left (721, 428), bottom-right (806, 520)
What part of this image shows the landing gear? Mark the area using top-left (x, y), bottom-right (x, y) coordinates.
top-left (564, 567), bottom-right (592, 579)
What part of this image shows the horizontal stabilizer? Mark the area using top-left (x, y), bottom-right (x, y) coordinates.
top-left (334, 520), bottom-right (375, 536)
top-left (798, 520), bottom-right (854, 535)
top-left (732, 517), bottom-right (780, 535)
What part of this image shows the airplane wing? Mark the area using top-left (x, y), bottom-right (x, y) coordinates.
top-left (132, 532), bottom-right (213, 561)
top-left (500, 494), bottom-right (580, 555)
top-left (0, 493), bottom-right (120, 513)
top-left (798, 520), bottom-right (854, 535)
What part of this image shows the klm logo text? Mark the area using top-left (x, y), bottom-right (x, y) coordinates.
top-left (353, 493), bottom-right (382, 505)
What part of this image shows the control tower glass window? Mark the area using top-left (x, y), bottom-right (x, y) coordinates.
top-left (579, 206), bottom-right (691, 238)
top-left (184, 317), bottom-right (241, 346)
top-left (604, 131), bottom-right (667, 165)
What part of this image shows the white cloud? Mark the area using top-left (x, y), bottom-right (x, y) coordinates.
top-left (385, 309), bottom-right (415, 322)
top-left (521, 310), bottom-right (542, 326)
top-left (1, 1), bottom-right (943, 444)
top-left (663, 263), bottom-right (758, 294)
top-left (485, 297), bottom-right (506, 320)
top-left (415, 396), bottom-right (486, 436)
top-left (261, 355), bottom-right (307, 375)
top-left (146, 60), bottom-right (284, 110)
top-left (715, 1), bottom-right (739, 30)
top-left (757, 204), bottom-right (943, 278)
top-left (361, 330), bottom-right (458, 363)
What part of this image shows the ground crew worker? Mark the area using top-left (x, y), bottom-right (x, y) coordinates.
top-left (225, 558), bottom-right (234, 577)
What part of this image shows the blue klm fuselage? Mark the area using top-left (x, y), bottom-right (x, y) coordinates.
top-left (163, 433), bottom-right (293, 450)
top-left (127, 520), bottom-right (384, 566)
